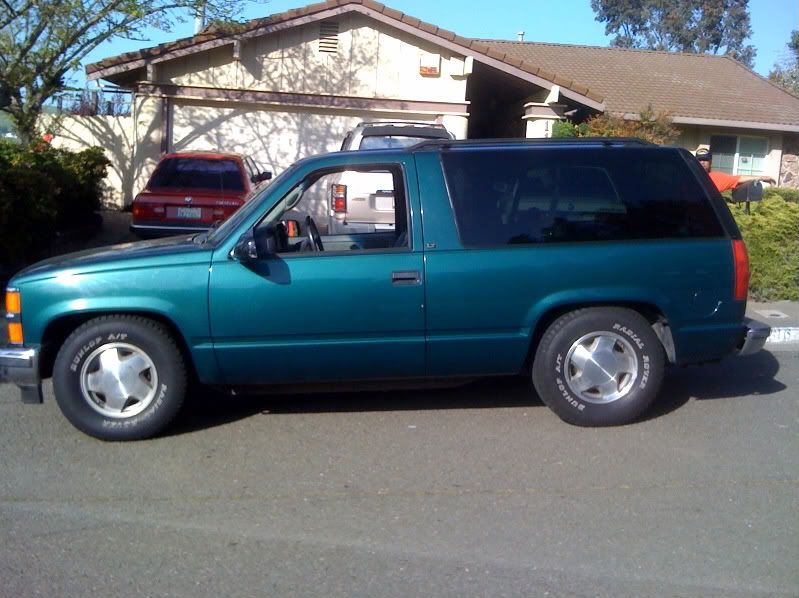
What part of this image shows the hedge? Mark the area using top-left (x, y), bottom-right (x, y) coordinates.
top-left (0, 141), bottom-right (109, 276)
top-left (729, 195), bottom-right (799, 301)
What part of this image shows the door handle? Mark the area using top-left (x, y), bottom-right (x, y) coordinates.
top-left (392, 270), bottom-right (421, 285)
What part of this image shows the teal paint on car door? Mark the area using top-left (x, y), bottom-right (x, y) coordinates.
top-left (209, 251), bottom-right (425, 385)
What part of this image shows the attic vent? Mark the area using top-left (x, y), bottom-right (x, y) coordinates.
top-left (318, 21), bottom-right (339, 54)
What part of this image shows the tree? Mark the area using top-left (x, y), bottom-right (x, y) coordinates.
top-left (591, 0), bottom-right (756, 68)
top-left (552, 106), bottom-right (679, 145)
top-left (0, 0), bottom-right (262, 145)
top-left (769, 31), bottom-right (799, 96)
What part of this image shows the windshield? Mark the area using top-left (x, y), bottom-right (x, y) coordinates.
top-left (203, 163), bottom-right (301, 244)
top-left (359, 135), bottom-right (434, 150)
top-left (149, 157), bottom-right (245, 191)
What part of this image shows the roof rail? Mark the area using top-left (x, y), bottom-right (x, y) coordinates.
top-left (412, 137), bottom-right (655, 150)
top-left (356, 121), bottom-right (449, 129)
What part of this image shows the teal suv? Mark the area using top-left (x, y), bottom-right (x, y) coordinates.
top-left (1, 139), bottom-right (770, 440)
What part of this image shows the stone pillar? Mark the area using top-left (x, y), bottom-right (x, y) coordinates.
top-left (523, 102), bottom-right (567, 139)
top-left (779, 134), bottom-right (799, 188)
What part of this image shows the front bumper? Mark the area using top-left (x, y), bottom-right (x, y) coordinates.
top-left (0, 346), bottom-right (43, 403)
top-left (738, 318), bottom-right (771, 356)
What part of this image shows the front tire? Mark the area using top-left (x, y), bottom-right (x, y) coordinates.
top-left (532, 308), bottom-right (665, 426)
top-left (52, 316), bottom-right (187, 441)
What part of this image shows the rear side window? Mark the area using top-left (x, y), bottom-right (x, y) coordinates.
top-left (149, 158), bottom-right (245, 192)
top-left (442, 147), bottom-right (724, 247)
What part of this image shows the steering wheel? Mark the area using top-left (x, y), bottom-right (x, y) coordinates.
top-left (305, 216), bottom-right (324, 252)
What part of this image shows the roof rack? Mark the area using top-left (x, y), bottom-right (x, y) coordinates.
top-left (412, 137), bottom-right (655, 150)
top-left (355, 121), bottom-right (449, 129)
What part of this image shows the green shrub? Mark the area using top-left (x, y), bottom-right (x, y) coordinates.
top-left (764, 186), bottom-right (799, 203)
top-left (0, 141), bottom-right (109, 273)
top-left (730, 196), bottom-right (799, 300)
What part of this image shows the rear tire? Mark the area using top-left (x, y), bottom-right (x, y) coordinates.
top-left (532, 308), bottom-right (665, 426)
top-left (52, 316), bottom-right (187, 441)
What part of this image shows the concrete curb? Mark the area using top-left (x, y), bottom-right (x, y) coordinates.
top-left (765, 327), bottom-right (799, 344)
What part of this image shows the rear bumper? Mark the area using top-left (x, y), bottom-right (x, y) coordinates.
top-left (0, 346), bottom-right (43, 403)
top-left (738, 318), bottom-right (771, 356)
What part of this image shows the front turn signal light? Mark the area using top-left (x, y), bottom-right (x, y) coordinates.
top-left (6, 289), bottom-right (23, 344)
top-left (5, 289), bottom-right (21, 314)
top-left (7, 322), bottom-right (23, 344)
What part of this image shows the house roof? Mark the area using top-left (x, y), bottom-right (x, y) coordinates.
top-left (86, 0), bottom-right (605, 110)
top-left (86, 0), bottom-right (799, 133)
top-left (478, 40), bottom-right (799, 133)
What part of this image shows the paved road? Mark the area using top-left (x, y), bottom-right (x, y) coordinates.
top-left (1, 350), bottom-right (797, 597)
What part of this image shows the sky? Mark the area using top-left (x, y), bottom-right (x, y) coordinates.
top-left (79, 0), bottom-right (797, 88)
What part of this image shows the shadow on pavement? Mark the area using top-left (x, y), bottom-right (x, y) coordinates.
top-left (166, 377), bottom-right (541, 437)
top-left (646, 350), bottom-right (786, 420)
top-left (167, 350), bottom-right (786, 436)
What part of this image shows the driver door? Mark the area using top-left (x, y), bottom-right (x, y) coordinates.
top-left (208, 159), bottom-right (425, 385)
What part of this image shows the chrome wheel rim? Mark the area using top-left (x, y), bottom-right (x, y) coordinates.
top-left (79, 343), bottom-right (158, 418)
top-left (564, 332), bottom-right (638, 404)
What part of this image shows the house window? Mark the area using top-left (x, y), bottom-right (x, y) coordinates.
top-left (710, 135), bottom-right (768, 176)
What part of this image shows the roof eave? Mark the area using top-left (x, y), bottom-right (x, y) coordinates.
top-left (86, 1), bottom-right (605, 111)
top-left (671, 116), bottom-right (799, 134)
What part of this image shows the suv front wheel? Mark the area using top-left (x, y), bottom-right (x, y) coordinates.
top-left (532, 308), bottom-right (665, 426)
top-left (52, 316), bottom-right (187, 441)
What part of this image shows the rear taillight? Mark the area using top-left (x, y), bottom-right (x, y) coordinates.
top-left (132, 203), bottom-right (165, 220)
top-left (330, 184), bottom-right (347, 213)
top-left (732, 239), bottom-right (750, 301)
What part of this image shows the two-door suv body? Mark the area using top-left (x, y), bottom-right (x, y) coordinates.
top-left (1, 139), bottom-right (770, 440)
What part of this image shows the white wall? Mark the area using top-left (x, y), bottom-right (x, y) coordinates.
top-left (158, 14), bottom-right (469, 104)
top-left (50, 115), bottom-right (135, 207)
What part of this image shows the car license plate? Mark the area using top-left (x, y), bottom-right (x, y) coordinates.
top-left (175, 207), bottom-right (202, 219)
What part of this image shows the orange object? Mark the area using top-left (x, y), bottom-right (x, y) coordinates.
top-left (709, 171), bottom-right (740, 193)
top-left (5, 290), bottom-right (20, 314)
top-left (7, 322), bottom-right (23, 344)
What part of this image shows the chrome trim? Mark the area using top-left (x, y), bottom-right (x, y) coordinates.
top-left (130, 223), bottom-right (209, 232)
top-left (738, 318), bottom-right (771, 356)
top-left (0, 347), bottom-right (36, 366)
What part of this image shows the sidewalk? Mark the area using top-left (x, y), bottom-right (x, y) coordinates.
top-left (747, 301), bottom-right (799, 345)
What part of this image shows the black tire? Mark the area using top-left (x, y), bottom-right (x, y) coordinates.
top-left (52, 316), bottom-right (187, 441)
top-left (532, 308), bottom-right (665, 427)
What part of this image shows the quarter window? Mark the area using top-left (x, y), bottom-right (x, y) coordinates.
top-left (442, 147), bottom-right (723, 247)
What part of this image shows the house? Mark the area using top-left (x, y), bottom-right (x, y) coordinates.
top-left (71, 0), bottom-right (799, 206)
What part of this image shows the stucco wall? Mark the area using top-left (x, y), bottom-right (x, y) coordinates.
top-left (158, 14), bottom-right (469, 104)
top-left (50, 115), bottom-right (136, 207)
top-left (171, 99), bottom-right (451, 176)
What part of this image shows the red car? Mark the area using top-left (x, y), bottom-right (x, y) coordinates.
top-left (130, 152), bottom-right (271, 237)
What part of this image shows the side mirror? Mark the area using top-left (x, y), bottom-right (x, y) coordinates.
top-left (231, 230), bottom-right (259, 262)
top-left (252, 172), bottom-right (272, 183)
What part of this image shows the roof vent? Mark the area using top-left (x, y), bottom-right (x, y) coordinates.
top-left (319, 21), bottom-right (339, 54)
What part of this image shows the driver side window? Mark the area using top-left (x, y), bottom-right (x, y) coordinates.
top-left (259, 164), bottom-right (410, 254)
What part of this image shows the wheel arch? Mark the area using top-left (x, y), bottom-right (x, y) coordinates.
top-left (39, 311), bottom-right (199, 382)
top-left (524, 300), bottom-right (676, 372)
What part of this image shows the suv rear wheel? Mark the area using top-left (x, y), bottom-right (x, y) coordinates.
top-left (532, 308), bottom-right (665, 426)
top-left (52, 316), bottom-right (187, 441)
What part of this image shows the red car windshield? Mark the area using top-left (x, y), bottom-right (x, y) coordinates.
top-left (149, 158), bottom-right (245, 192)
